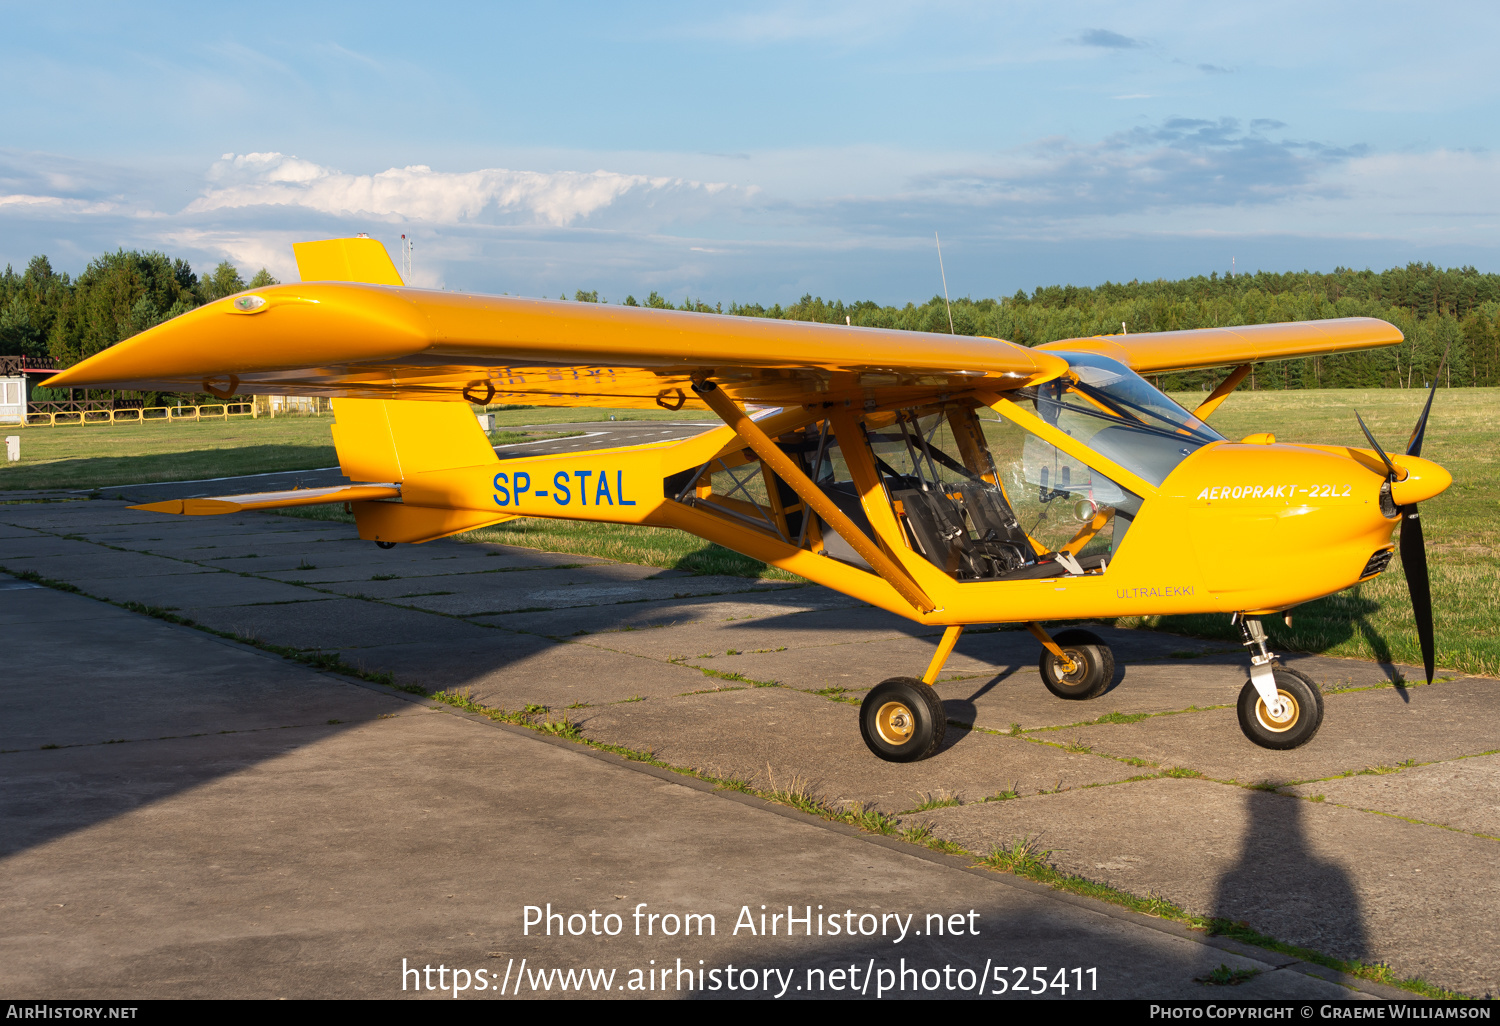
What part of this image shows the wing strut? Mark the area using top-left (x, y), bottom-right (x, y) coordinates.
top-left (691, 380), bottom-right (936, 613)
top-left (1192, 364), bottom-right (1251, 421)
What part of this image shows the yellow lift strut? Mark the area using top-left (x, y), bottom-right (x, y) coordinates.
top-left (692, 380), bottom-right (935, 614)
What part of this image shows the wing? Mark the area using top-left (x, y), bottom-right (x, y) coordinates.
top-left (1036, 317), bottom-right (1402, 374)
top-left (44, 240), bottom-right (1068, 409)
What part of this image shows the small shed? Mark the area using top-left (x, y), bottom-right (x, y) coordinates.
top-left (0, 377), bottom-right (24, 425)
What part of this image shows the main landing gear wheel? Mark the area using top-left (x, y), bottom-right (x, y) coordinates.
top-left (860, 677), bottom-right (946, 763)
top-left (375, 541), bottom-right (397, 549)
top-left (1038, 629), bottom-right (1115, 701)
top-left (1237, 666), bottom-right (1323, 750)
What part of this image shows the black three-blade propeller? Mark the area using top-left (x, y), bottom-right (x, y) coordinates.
top-left (1353, 358), bottom-right (1445, 685)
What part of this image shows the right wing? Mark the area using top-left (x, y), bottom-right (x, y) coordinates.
top-left (1036, 317), bottom-right (1403, 374)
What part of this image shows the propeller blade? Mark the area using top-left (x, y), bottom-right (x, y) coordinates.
top-left (1399, 505), bottom-right (1435, 685)
top-left (1354, 410), bottom-right (1399, 480)
top-left (1406, 344), bottom-right (1450, 458)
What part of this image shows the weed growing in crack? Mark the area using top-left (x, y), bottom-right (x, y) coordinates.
top-left (843, 803), bottom-right (898, 835)
top-left (432, 690), bottom-right (580, 739)
top-left (1195, 964), bottom-right (1261, 986)
top-left (761, 767), bottom-right (821, 816)
top-left (1093, 711), bottom-right (1148, 725)
top-left (908, 792), bottom-right (961, 812)
top-left (977, 835), bottom-right (1053, 874)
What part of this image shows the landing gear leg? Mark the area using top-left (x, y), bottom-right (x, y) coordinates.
top-left (1234, 614), bottom-right (1323, 749)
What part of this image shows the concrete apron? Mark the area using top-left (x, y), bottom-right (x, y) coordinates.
top-left (2, 499), bottom-right (1491, 998)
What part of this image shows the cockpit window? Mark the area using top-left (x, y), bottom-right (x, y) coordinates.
top-left (1026, 351), bottom-right (1224, 486)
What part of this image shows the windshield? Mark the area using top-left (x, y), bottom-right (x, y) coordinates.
top-left (1025, 351), bottom-right (1224, 486)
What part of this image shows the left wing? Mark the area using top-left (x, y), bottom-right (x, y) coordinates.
top-left (44, 282), bottom-right (1069, 409)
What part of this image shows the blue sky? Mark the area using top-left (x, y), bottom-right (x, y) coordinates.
top-left (3, 1), bottom-right (1497, 303)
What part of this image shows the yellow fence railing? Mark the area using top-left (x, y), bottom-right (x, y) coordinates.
top-left (22, 403), bottom-right (256, 427)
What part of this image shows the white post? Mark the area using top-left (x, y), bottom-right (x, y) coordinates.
top-left (5, 436), bottom-right (18, 462)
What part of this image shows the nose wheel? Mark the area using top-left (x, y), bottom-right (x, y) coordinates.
top-left (859, 677), bottom-right (947, 762)
top-left (1237, 666), bottom-right (1323, 749)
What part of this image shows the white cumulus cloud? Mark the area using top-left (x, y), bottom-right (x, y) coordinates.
top-left (185, 152), bottom-right (737, 227)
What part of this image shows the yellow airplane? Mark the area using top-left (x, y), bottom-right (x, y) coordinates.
top-left (45, 238), bottom-right (1452, 762)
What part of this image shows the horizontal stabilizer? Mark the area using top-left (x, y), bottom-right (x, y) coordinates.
top-left (132, 483), bottom-right (401, 516)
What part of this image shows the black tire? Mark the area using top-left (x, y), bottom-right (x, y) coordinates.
top-left (375, 541), bottom-right (397, 549)
top-left (859, 677), bottom-right (946, 763)
top-left (1236, 666), bottom-right (1323, 750)
top-left (1038, 628), bottom-right (1115, 700)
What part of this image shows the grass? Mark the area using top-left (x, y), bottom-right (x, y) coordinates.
top-left (975, 835), bottom-right (1054, 874)
top-left (0, 415), bottom-right (337, 490)
top-left (1194, 964), bottom-right (1261, 986)
top-left (431, 689), bottom-right (582, 739)
top-left (0, 414), bottom-right (583, 492)
top-left (906, 791), bottom-right (962, 812)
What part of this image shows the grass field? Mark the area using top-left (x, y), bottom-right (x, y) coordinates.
top-left (0, 415), bottom-right (339, 490)
top-left (0, 413), bottom-right (581, 491)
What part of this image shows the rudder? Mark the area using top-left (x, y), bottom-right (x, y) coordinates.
top-left (331, 397), bottom-right (509, 544)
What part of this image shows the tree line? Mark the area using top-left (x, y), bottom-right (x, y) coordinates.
top-left (0, 252), bottom-right (275, 397)
top-left (587, 263), bottom-right (1500, 390)
top-left (4, 249), bottom-right (1497, 395)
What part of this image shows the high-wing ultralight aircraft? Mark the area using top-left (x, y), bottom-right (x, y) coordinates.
top-left (44, 238), bottom-right (1453, 762)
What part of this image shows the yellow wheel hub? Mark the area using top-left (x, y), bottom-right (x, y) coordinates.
top-left (1254, 689), bottom-right (1300, 733)
top-left (1054, 648), bottom-right (1083, 680)
top-left (875, 700), bottom-right (916, 746)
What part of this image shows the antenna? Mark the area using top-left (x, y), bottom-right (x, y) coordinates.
top-left (935, 232), bottom-right (955, 334)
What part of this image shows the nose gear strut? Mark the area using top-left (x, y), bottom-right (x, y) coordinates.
top-left (1234, 613), bottom-right (1287, 719)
